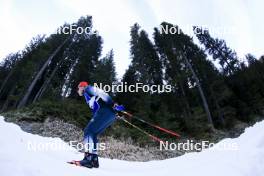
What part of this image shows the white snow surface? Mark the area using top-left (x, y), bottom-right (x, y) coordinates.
top-left (0, 115), bottom-right (264, 176)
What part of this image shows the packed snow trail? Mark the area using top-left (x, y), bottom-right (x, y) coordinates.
top-left (0, 115), bottom-right (263, 176)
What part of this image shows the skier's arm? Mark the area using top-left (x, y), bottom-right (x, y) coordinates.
top-left (92, 86), bottom-right (114, 106)
top-left (84, 86), bottom-right (124, 112)
top-left (91, 87), bottom-right (125, 111)
top-left (84, 92), bottom-right (91, 104)
top-left (83, 92), bottom-right (100, 114)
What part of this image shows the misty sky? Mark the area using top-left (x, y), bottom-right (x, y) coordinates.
top-left (0, 0), bottom-right (263, 78)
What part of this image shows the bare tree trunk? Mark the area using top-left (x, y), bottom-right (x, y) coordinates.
top-left (14, 89), bottom-right (25, 108)
top-left (0, 69), bottom-right (14, 98)
top-left (210, 87), bottom-right (225, 126)
top-left (182, 52), bottom-right (214, 127)
top-left (0, 86), bottom-right (16, 112)
top-left (215, 99), bottom-right (225, 126)
top-left (62, 83), bottom-right (70, 99)
top-left (17, 37), bottom-right (70, 108)
top-left (33, 59), bottom-right (64, 103)
top-left (178, 80), bottom-right (192, 119)
top-left (178, 80), bottom-right (194, 129)
top-left (62, 58), bottom-right (78, 99)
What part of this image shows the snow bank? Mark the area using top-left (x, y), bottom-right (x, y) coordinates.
top-left (0, 115), bottom-right (263, 176)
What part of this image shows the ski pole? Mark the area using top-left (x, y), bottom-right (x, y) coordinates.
top-left (121, 111), bottom-right (181, 138)
top-left (118, 116), bottom-right (164, 143)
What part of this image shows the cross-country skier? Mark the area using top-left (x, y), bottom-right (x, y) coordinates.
top-left (70, 81), bottom-right (124, 168)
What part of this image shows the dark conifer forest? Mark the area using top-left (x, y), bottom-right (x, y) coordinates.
top-left (1, 16), bottom-right (264, 142)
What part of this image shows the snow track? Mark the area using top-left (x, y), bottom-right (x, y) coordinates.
top-left (0, 116), bottom-right (263, 176)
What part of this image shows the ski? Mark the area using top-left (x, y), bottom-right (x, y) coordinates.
top-left (67, 160), bottom-right (82, 166)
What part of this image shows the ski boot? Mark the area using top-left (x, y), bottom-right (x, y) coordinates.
top-left (68, 153), bottom-right (99, 168)
top-left (79, 152), bottom-right (94, 168)
top-left (91, 154), bottom-right (99, 168)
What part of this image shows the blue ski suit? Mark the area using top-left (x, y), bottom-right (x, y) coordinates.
top-left (82, 85), bottom-right (116, 154)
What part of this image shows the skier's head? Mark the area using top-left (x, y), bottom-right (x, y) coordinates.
top-left (77, 81), bottom-right (88, 96)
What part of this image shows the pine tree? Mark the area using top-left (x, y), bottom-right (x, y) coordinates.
top-left (194, 27), bottom-right (240, 75)
top-left (118, 23), bottom-right (163, 123)
top-left (154, 22), bottom-right (215, 128)
top-left (129, 23), bottom-right (163, 85)
top-left (92, 49), bottom-right (117, 86)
